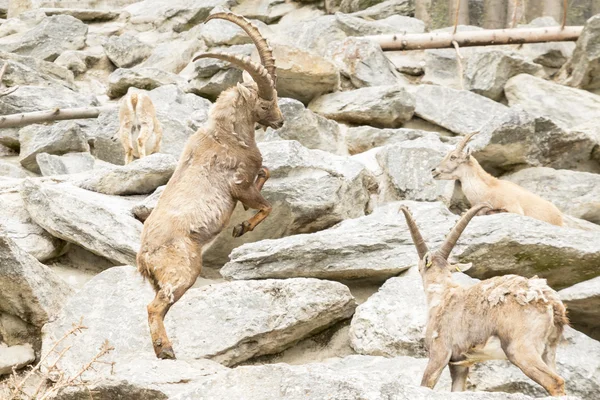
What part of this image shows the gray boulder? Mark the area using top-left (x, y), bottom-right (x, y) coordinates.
top-left (102, 34), bottom-right (153, 68)
top-left (411, 84), bottom-right (508, 135)
top-left (517, 17), bottom-right (575, 68)
top-left (18, 122), bottom-right (90, 173)
top-left (503, 167), bottom-right (600, 224)
top-left (0, 343), bottom-right (35, 375)
top-left (90, 85), bottom-right (211, 164)
top-left (0, 232), bottom-right (73, 327)
top-left (556, 14), bottom-right (600, 90)
top-left (231, 0), bottom-right (296, 24)
top-left (326, 37), bottom-right (404, 89)
top-left (469, 108), bottom-right (600, 174)
top-left (0, 179), bottom-right (65, 261)
top-left (276, 15), bottom-right (347, 57)
top-left (139, 38), bottom-right (203, 74)
top-left (221, 202), bottom-right (451, 281)
top-left (345, 126), bottom-right (443, 155)
top-left (258, 98), bottom-right (346, 155)
top-left (339, 0), bottom-right (402, 13)
top-left (37, 152), bottom-right (97, 176)
top-left (186, 68), bottom-right (242, 101)
top-left (107, 67), bottom-right (185, 98)
top-left (0, 84), bottom-right (97, 115)
top-left (350, 0), bottom-right (417, 20)
top-left (255, 43), bottom-right (340, 104)
top-left (0, 160), bottom-right (34, 178)
top-left (196, 17), bottom-right (265, 47)
top-left (334, 13), bottom-right (424, 36)
top-left (505, 74), bottom-right (600, 129)
top-left (21, 180), bottom-right (142, 265)
top-left (174, 354), bottom-right (560, 400)
top-left (376, 137), bottom-right (453, 202)
top-left (559, 276), bottom-right (600, 341)
top-left (77, 153), bottom-right (177, 195)
top-left (464, 50), bottom-right (542, 101)
top-left (309, 85), bottom-right (414, 128)
top-left (0, 51), bottom-right (76, 90)
top-left (42, 266), bottom-right (356, 372)
top-left (2, 15), bottom-right (87, 61)
top-left (124, 0), bottom-right (232, 33)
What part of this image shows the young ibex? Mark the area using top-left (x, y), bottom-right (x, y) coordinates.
top-left (136, 12), bottom-right (284, 359)
top-left (432, 133), bottom-right (563, 226)
top-left (118, 92), bottom-right (163, 164)
top-left (399, 203), bottom-right (568, 396)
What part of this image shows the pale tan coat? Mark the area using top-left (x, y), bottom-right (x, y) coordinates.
top-left (118, 92), bottom-right (163, 164)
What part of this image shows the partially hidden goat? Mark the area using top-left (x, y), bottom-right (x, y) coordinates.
top-left (136, 12), bottom-right (284, 360)
top-left (432, 133), bottom-right (563, 226)
top-left (118, 92), bottom-right (163, 164)
top-left (399, 203), bottom-right (568, 396)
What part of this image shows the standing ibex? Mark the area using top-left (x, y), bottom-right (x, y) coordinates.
top-left (399, 204), bottom-right (568, 396)
top-left (137, 12), bottom-right (283, 359)
top-left (432, 133), bottom-right (563, 226)
top-left (118, 92), bottom-right (163, 164)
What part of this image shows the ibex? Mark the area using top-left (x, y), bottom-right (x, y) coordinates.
top-left (399, 203), bottom-right (568, 396)
top-left (432, 133), bottom-right (563, 226)
top-left (136, 12), bottom-right (283, 360)
top-left (118, 92), bottom-right (163, 164)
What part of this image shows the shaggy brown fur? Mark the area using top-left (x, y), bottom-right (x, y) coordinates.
top-left (136, 12), bottom-right (283, 360)
top-left (118, 92), bottom-right (163, 164)
top-left (432, 133), bottom-right (563, 226)
top-left (400, 204), bottom-right (568, 396)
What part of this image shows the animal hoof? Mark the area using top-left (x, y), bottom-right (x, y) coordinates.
top-left (232, 221), bottom-right (250, 237)
top-left (157, 346), bottom-right (176, 360)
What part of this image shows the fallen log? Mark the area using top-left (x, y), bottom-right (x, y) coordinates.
top-left (0, 106), bottom-right (116, 129)
top-left (368, 25), bottom-right (583, 51)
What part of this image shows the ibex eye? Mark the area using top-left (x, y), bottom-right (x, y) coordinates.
top-left (450, 155), bottom-right (457, 160)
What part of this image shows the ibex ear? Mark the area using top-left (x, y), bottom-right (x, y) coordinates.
top-left (451, 262), bottom-right (473, 273)
top-left (464, 147), bottom-right (472, 159)
top-left (236, 82), bottom-right (253, 103)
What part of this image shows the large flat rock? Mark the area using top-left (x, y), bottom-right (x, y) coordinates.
top-left (411, 84), bottom-right (508, 135)
top-left (308, 85), bottom-right (414, 128)
top-left (505, 74), bottom-right (600, 129)
top-left (222, 202), bottom-right (454, 281)
top-left (21, 180), bottom-right (142, 265)
top-left (42, 266), bottom-right (356, 375)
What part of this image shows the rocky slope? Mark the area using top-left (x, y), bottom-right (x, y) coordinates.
top-left (0, 1), bottom-right (599, 399)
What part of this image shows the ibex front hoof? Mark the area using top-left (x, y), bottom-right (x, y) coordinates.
top-left (232, 221), bottom-right (251, 237)
top-left (156, 345), bottom-right (176, 360)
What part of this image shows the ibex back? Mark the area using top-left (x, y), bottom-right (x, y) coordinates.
top-left (137, 12), bottom-right (283, 359)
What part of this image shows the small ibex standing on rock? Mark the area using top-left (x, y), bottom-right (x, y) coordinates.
top-left (137, 12), bottom-right (283, 359)
top-left (118, 92), bottom-right (163, 164)
top-left (432, 133), bottom-right (563, 226)
top-left (400, 204), bottom-right (568, 396)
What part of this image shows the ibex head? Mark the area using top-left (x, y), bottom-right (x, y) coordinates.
top-left (432, 132), bottom-right (478, 180)
top-left (399, 203), bottom-right (491, 277)
top-left (193, 12), bottom-right (284, 129)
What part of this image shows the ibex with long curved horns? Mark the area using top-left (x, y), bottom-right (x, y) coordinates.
top-left (432, 132), bottom-right (563, 226)
top-left (136, 12), bottom-right (284, 359)
top-left (399, 204), bottom-right (568, 396)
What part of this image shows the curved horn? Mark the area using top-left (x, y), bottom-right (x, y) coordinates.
top-left (193, 53), bottom-right (274, 100)
top-left (456, 131), bottom-right (479, 153)
top-left (437, 203), bottom-right (492, 260)
top-left (399, 206), bottom-right (429, 260)
top-left (206, 12), bottom-right (277, 85)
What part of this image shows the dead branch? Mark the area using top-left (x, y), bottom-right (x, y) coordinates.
top-left (368, 25), bottom-right (582, 51)
top-left (452, 40), bottom-right (465, 90)
top-left (0, 106), bottom-right (116, 129)
top-left (562, 0), bottom-right (568, 29)
top-left (453, 0), bottom-right (461, 34)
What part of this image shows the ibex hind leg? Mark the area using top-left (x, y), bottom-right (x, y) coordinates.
top-left (147, 274), bottom-right (196, 359)
top-left (449, 364), bottom-right (470, 392)
top-left (503, 342), bottom-right (565, 396)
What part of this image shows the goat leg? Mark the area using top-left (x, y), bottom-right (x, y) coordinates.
top-left (243, 166), bottom-right (270, 211)
top-left (137, 122), bottom-right (153, 159)
top-left (233, 186), bottom-right (272, 237)
top-left (449, 364), bottom-right (469, 392)
top-left (421, 343), bottom-right (452, 389)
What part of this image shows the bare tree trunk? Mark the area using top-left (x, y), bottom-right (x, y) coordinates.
top-left (7, 0), bottom-right (33, 18)
top-left (593, 0), bottom-right (600, 16)
top-left (0, 106), bottom-right (116, 129)
top-left (368, 25), bottom-right (583, 51)
top-left (449, 0), bottom-right (470, 27)
top-left (483, 0), bottom-right (507, 29)
top-left (542, 0), bottom-right (564, 23)
top-left (507, 0), bottom-right (524, 27)
top-left (415, 0), bottom-right (434, 28)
